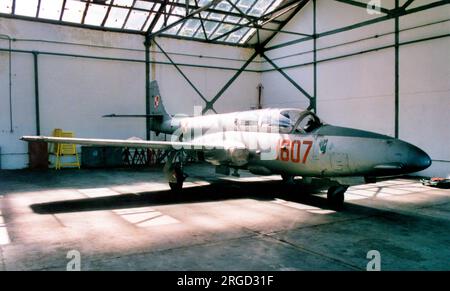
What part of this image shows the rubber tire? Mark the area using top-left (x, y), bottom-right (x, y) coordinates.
top-left (281, 174), bottom-right (295, 184)
top-left (169, 165), bottom-right (184, 192)
top-left (327, 186), bottom-right (346, 209)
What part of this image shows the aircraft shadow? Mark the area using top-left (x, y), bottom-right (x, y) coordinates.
top-left (30, 179), bottom-right (365, 215)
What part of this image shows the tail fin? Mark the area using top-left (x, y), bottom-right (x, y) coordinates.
top-left (103, 80), bottom-right (173, 135)
top-left (149, 80), bottom-right (169, 119)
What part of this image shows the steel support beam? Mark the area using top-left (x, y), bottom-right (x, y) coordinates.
top-left (152, 39), bottom-right (215, 113)
top-left (36, 0), bottom-right (42, 18)
top-left (122, 0), bottom-right (138, 29)
top-left (334, 0), bottom-right (391, 15)
top-left (81, 1), bottom-right (89, 25)
top-left (59, 0), bottom-right (67, 21)
top-left (261, 33), bottom-right (450, 72)
top-left (264, 0), bottom-right (450, 52)
top-left (147, 0), bottom-right (169, 34)
top-left (194, 0), bottom-right (208, 40)
top-left (202, 51), bottom-right (259, 114)
top-left (147, 0), bottom-right (222, 37)
top-left (33, 52), bottom-right (40, 135)
top-left (262, 54), bottom-right (313, 110)
top-left (256, 0), bottom-right (312, 110)
top-left (402, 0), bottom-right (415, 10)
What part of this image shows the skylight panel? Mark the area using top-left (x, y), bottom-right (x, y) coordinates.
top-left (104, 7), bottom-right (129, 28)
top-left (124, 10), bottom-right (149, 30)
top-left (38, 0), bottom-right (64, 20)
top-left (0, 0), bottom-right (287, 45)
top-left (239, 27), bottom-right (255, 43)
top-left (62, 0), bottom-right (86, 23)
top-left (225, 26), bottom-right (247, 42)
top-left (142, 13), bottom-right (156, 31)
top-left (166, 23), bottom-right (183, 35)
top-left (135, 0), bottom-right (154, 10)
top-left (265, 0), bottom-right (284, 14)
top-left (0, 0), bottom-right (13, 14)
top-left (248, 0), bottom-right (275, 16)
top-left (210, 23), bottom-right (235, 39)
top-left (178, 19), bottom-right (201, 37)
top-left (237, 0), bottom-right (254, 11)
top-left (198, 0), bottom-right (214, 6)
top-left (115, 0), bottom-right (134, 7)
top-left (15, 0), bottom-right (39, 17)
top-left (215, 1), bottom-right (232, 12)
top-left (84, 4), bottom-right (108, 26)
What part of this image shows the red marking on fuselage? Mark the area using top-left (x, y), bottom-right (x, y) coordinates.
top-left (276, 139), bottom-right (313, 164)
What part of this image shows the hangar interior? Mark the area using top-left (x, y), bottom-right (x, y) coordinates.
top-left (0, 0), bottom-right (449, 271)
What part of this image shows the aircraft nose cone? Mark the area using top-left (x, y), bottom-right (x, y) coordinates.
top-left (406, 144), bottom-right (432, 172)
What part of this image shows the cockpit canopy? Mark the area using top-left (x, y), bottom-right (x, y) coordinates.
top-left (258, 109), bottom-right (323, 134)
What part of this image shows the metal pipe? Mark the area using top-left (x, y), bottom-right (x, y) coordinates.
top-left (0, 34), bottom-right (13, 132)
top-left (264, 18), bottom-right (450, 63)
top-left (0, 47), bottom-right (260, 73)
top-left (33, 52), bottom-right (40, 135)
top-left (395, 0), bottom-right (400, 138)
top-left (313, 0), bottom-right (317, 113)
top-left (145, 37), bottom-right (151, 141)
top-left (261, 33), bottom-right (450, 72)
top-left (14, 36), bottom-right (262, 62)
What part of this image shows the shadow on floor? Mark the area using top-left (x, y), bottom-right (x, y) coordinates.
top-left (30, 179), bottom-right (352, 214)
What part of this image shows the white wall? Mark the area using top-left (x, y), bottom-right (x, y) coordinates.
top-left (0, 18), bottom-right (260, 169)
top-left (262, 0), bottom-right (450, 177)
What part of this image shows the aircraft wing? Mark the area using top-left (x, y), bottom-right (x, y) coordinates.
top-left (21, 136), bottom-right (241, 151)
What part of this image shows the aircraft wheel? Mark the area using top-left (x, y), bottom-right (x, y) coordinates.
top-left (281, 174), bottom-right (295, 184)
top-left (169, 164), bottom-right (185, 192)
top-left (327, 185), bottom-right (348, 209)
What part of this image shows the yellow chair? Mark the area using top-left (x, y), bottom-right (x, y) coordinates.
top-left (52, 129), bottom-right (80, 170)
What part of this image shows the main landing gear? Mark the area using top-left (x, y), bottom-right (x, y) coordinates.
top-left (327, 185), bottom-right (348, 209)
top-left (168, 163), bottom-right (186, 191)
top-left (281, 174), bottom-right (295, 184)
top-left (164, 151), bottom-right (187, 192)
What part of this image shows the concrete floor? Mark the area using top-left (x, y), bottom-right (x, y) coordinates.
top-left (0, 164), bottom-right (449, 271)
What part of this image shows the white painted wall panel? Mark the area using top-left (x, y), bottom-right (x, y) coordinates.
top-left (0, 18), bottom-right (260, 169)
top-left (262, 1), bottom-right (450, 177)
top-left (399, 38), bottom-right (450, 177)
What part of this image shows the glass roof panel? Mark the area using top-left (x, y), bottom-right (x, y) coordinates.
top-left (179, 19), bottom-right (201, 37)
top-left (15, 0), bottom-right (39, 17)
top-left (0, 0), bottom-right (289, 45)
top-left (237, 0), bottom-right (254, 10)
top-left (104, 7), bottom-right (129, 28)
top-left (143, 13), bottom-right (157, 31)
top-left (135, 0), bottom-right (155, 10)
top-left (39, 0), bottom-right (64, 20)
top-left (124, 10), bottom-right (150, 30)
top-left (115, 0), bottom-right (135, 7)
top-left (239, 27), bottom-right (255, 43)
top-left (84, 4), bottom-right (108, 26)
top-left (0, 0), bottom-right (13, 14)
top-left (62, 0), bottom-right (86, 23)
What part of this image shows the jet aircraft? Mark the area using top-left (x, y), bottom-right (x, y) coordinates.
top-left (22, 81), bottom-right (432, 208)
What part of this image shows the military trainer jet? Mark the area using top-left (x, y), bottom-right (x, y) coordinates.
top-left (21, 81), bottom-right (431, 208)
